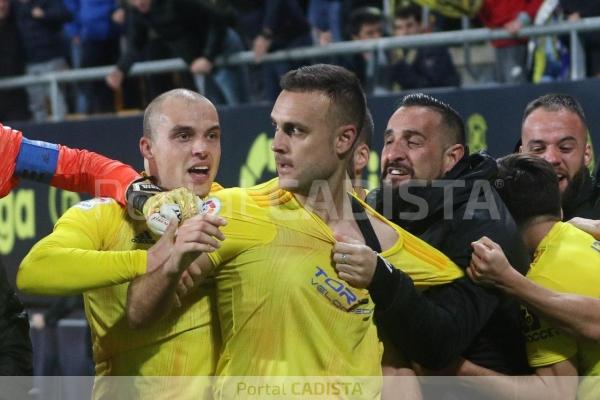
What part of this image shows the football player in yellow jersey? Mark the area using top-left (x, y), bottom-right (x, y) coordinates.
top-left (18, 89), bottom-right (226, 399)
top-left (458, 154), bottom-right (600, 399)
top-left (127, 64), bottom-right (463, 397)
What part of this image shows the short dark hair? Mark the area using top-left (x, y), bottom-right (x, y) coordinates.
top-left (495, 153), bottom-right (562, 226)
top-left (395, 5), bottom-right (422, 21)
top-left (348, 6), bottom-right (383, 36)
top-left (522, 93), bottom-right (588, 130)
top-left (398, 93), bottom-right (466, 146)
top-left (280, 64), bottom-right (366, 135)
top-left (358, 108), bottom-right (374, 148)
top-left (347, 109), bottom-right (374, 179)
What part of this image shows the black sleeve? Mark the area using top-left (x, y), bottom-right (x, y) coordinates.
top-left (369, 260), bottom-right (500, 370)
top-left (560, 0), bottom-right (600, 17)
top-left (116, 10), bottom-right (147, 74)
top-left (0, 260), bottom-right (33, 376)
top-left (200, 22), bottom-right (226, 62)
top-left (40, 0), bottom-right (73, 26)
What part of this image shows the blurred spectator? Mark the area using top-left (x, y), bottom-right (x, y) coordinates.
top-left (232, 0), bottom-right (312, 102)
top-left (0, 0), bottom-right (30, 122)
top-left (308, 0), bottom-right (343, 44)
top-left (64, 0), bottom-right (121, 114)
top-left (106, 0), bottom-right (248, 106)
top-left (560, 1), bottom-right (600, 78)
top-left (339, 6), bottom-right (385, 93)
top-left (30, 295), bottom-right (92, 376)
top-left (13, 0), bottom-right (72, 121)
top-left (341, 0), bottom-right (384, 38)
top-left (478, 0), bottom-right (543, 84)
top-left (385, 5), bottom-right (460, 90)
top-left (0, 258), bottom-right (33, 378)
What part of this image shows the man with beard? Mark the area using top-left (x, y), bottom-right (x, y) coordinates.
top-left (338, 93), bottom-right (532, 378)
top-left (453, 94), bottom-right (600, 347)
top-left (520, 93), bottom-right (599, 219)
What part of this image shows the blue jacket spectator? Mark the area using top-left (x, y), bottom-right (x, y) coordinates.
top-left (63, 0), bottom-right (119, 42)
top-left (63, 0), bottom-right (120, 113)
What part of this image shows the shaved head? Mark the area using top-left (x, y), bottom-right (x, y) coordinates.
top-left (143, 89), bottom-right (212, 138)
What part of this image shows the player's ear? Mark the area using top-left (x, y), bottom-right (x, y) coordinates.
top-left (354, 143), bottom-right (370, 173)
top-left (139, 136), bottom-right (153, 160)
top-left (336, 125), bottom-right (357, 156)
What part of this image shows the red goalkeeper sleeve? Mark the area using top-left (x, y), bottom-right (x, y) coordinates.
top-left (0, 123), bottom-right (141, 205)
top-left (51, 146), bottom-right (141, 206)
top-left (0, 124), bottom-right (23, 198)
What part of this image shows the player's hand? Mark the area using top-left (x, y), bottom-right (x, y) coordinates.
top-left (175, 258), bottom-right (205, 300)
top-left (467, 236), bottom-right (514, 287)
top-left (332, 233), bottom-right (377, 289)
top-left (147, 218), bottom-right (178, 273)
top-left (568, 217), bottom-right (600, 240)
top-left (143, 187), bottom-right (202, 236)
top-left (106, 68), bottom-right (124, 90)
top-left (162, 214), bottom-right (227, 276)
top-left (190, 57), bottom-right (213, 75)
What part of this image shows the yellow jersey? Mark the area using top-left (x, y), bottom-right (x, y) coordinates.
top-left (18, 183), bottom-right (224, 399)
top-left (205, 178), bottom-right (462, 395)
top-left (523, 222), bottom-right (600, 399)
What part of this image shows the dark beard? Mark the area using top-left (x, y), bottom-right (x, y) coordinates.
top-left (561, 166), bottom-right (589, 211)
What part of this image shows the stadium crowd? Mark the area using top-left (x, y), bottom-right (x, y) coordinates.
top-left (1, 0), bottom-right (600, 122)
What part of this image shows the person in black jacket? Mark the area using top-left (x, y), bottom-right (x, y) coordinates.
top-left (335, 94), bottom-right (531, 379)
top-left (560, 0), bottom-right (600, 77)
top-left (12, 0), bottom-right (72, 121)
top-left (385, 5), bottom-right (460, 91)
top-left (106, 0), bottom-right (248, 105)
top-left (0, 0), bottom-right (30, 122)
top-left (231, 0), bottom-right (312, 101)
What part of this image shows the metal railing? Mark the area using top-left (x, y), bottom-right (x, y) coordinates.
top-left (2, 16), bottom-right (600, 121)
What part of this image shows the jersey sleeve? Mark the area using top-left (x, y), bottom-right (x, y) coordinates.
top-left (0, 124), bottom-right (23, 198)
top-left (17, 199), bottom-right (147, 295)
top-left (52, 145), bottom-right (141, 205)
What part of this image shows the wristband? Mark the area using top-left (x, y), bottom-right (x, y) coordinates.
top-left (15, 138), bottom-right (59, 183)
